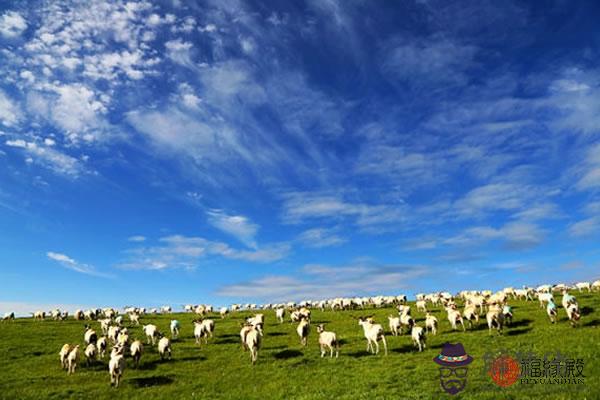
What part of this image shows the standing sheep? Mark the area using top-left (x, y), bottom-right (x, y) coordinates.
top-left (240, 324), bottom-right (262, 365)
top-left (170, 320), bottom-right (180, 339)
top-left (358, 317), bottom-right (387, 356)
top-left (67, 345), bottom-right (80, 374)
top-left (97, 337), bottom-right (107, 359)
top-left (425, 312), bottom-right (438, 335)
top-left (296, 317), bottom-right (310, 347)
top-left (411, 325), bottom-right (426, 352)
top-left (59, 344), bottom-right (71, 370)
top-left (130, 340), bottom-right (143, 368)
top-left (143, 324), bottom-right (160, 345)
top-left (158, 336), bottom-right (172, 360)
top-left (388, 316), bottom-right (401, 336)
top-left (547, 300), bottom-right (558, 323)
top-left (275, 308), bottom-right (285, 323)
top-left (84, 343), bottom-right (97, 366)
top-left (108, 345), bottom-right (125, 388)
top-left (316, 324), bottom-right (339, 358)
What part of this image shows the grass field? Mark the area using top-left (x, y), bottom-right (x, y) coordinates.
top-left (0, 293), bottom-right (598, 400)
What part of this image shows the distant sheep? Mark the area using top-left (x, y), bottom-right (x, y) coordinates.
top-left (143, 324), bottom-right (160, 345)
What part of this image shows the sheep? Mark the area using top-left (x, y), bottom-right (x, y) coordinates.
top-left (566, 303), bottom-right (581, 327)
top-left (561, 292), bottom-right (577, 310)
top-left (246, 314), bottom-right (264, 334)
top-left (502, 305), bottom-right (513, 325)
top-left (575, 282), bottom-right (591, 292)
top-left (425, 312), bottom-right (438, 335)
top-left (143, 324), bottom-right (160, 345)
top-left (117, 329), bottom-right (129, 346)
top-left (240, 324), bottom-right (262, 365)
top-left (275, 308), bottom-right (285, 323)
top-left (219, 307), bottom-right (229, 319)
top-left (73, 310), bottom-right (84, 320)
top-left (358, 317), bottom-right (387, 356)
top-left (170, 320), bottom-right (180, 339)
top-left (99, 319), bottom-right (111, 335)
top-left (67, 345), bottom-right (80, 374)
top-left (108, 345), bottom-right (125, 388)
top-left (84, 325), bottom-right (98, 345)
top-left (592, 280), bottom-right (600, 291)
top-left (446, 307), bottom-right (465, 331)
top-left (130, 340), bottom-right (143, 368)
top-left (486, 306), bottom-right (504, 335)
top-left (411, 325), bottom-right (426, 352)
top-left (463, 305), bottom-right (479, 329)
top-left (158, 336), bottom-right (172, 360)
top-left (129, 313), bottom-right (140, 326)
top-left (32, 311), bottom-right (45, 320)
top-left (399, 312), bottom-right (414, 334)
top-left (415, 299), bottom-right (427, 313)
top-left (97, 337), bottom-right (107, 358)
top-left (114, 315), bottom-right (123, 326)
top-left (316, 324), bottom-right (339, 358)
top-left (59, 344), bottom-right (71, 370)
top-left (296, 317), bottom-right (310, 347)
top-left (538, 292), bottom-right (554, 308)
top-left (84, 343), bottom-right (97, 366)
top-left (107, 325), bottom-right (121, 344)
top-left (546, 300), bottom-right (558, 323)
top-left (388, 315), bottom-right (401, 336)
top-left (2, 312), bottom-right (15, 322)
top-left (193, 319), bottom-right (215, 344)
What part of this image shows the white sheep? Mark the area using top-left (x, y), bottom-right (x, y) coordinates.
top-left (486, 306), bottom-right (504, 335)
top-left (240, 324), bottom-right (262, 365)
top-left (463, 306), bottom-right (479, 329)
top-left (575, 282), bottom-right (591, 292)
top-left (538, 292), bottom-right (554, 308)
top-left (416, 300), bottom-right (427, 313)
top-left (2, 312), bottom-right (15, 322)
top-left (130, 340), bottom-right (143, 368)
top-left (219, 307), bottom-right (229, 319)
top-left (59, 344), bottom-right (71, 370)
top-left (143, 324), bottom-right (160, 345)
top-left (108, 345), bottom-right (125, 388)
top-left (170, 320), bottom-right (180, 339)
top-left (158, 336), bottom-right (172, 360)
top-left (411, 325), bottom-right (426, 352)
top-left (388, 315), bottom-right (401, 336)
top-left (275, 308), bottom-right (285, 323)
top-left (546, 300), bottom-right (558, 323)
top-left (67, 345), bottom-right (80, 374)
top-left (108, 325), bottom-right (121, 344)
top-left (129, 313), bottom-right (140, 326)
top-left (566, 303), bottom-right (581, 327)
top-left (358, 317), bottom-right (387, 356)
top-left (446, 308), bottom-right (465, 331)
top-left (316, 324), bottom-right (339, 358)
top-left (425, 312), bottom-right (438, 335)
top-left (399, 312), bottom-right (414, 334)
top-left (97, 337), bottom-right (107, 358)
top-left (84, 343), bottom-right (97, 365)
top-left (84, 325), bottom-right (98, 345)
top-left (296, 317), bottom-right (310, 347)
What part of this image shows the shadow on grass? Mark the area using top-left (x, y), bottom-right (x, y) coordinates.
top-left (583, 319), bottom-right (600, 327)
top-left (136, 362), bottom-right (157, 371)
top-left (506, 327), bottom-right (533, 336)
top-left (129, 375), bottom-right (174, 388)
top-left (581, 306), bottom-right (594, 316)
top-left (510, 318), bottom-right (533, 328)
top-left (273, 349), bottom-right (303, 359)
top-left (216, 338), bottom-right (240, 345)
top-left (391, 345), bottom-right (415, 354)
top-left (267, 332), bottom-right (286, 337)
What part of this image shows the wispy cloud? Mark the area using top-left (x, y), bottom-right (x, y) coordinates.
top-left (296, 228), bottom-right (347, 248)
top-left (127, 235), bottom-right (146, 242)
top-left (206, 209), bottom-right (258, 249)
top-left (47, 251), bottom-right (109, 277)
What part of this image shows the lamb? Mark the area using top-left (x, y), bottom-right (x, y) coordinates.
top-left (425, 312), bottom-right (438, 335)
top-left (275, 308), bottom-right (285, 323)
top-left (193, 319), bottom-right (215, 344)
top-left (84, 343), bottom-right (97, 365)
top-left (97, 337), bottom-right (107, 358)
top-left (592, 280), bottom-right (600, 291)
top-left (358, 317), bottom-right (387, 356)
top-left (399, 312), bottom-right (414, 334)
top-left (416, 300), bottom-right (427, 313)
top-left (108, 345), bottom-right (125, 388)
top-left (463, 306), bottom-right (479, 329)
top-left (130, 340), bottom-right (143, 368)
top-left (59, 344), bottom-right (71, 370)
top-left (117, 329), bottom-right (129, 346)
top-left (67, 345), bottom-right (80, 374)
top-left (143, 324), bottom-right (160, 345)
top-left (170, 320), bottom-right (180, 339)
top-left (546, 300), bottom-right (558, 323)
top-left (411, 325), bottom-right (426, 352)
top-left (158, 336), bottom-right (172, 360)
top-left (388, 315), bottom-right (401, 336)
top-left (246, 314), bottom-right (264, 334)
top-left (240, 324), bottom-right (262, 365)
top-left (84, 325), bottom-right (98, 345)
top-left (561, 292), bottom-right (577, 310)
top-left (296, 317), bottom-right (310, 347)
top-left (316, 324), bottom-right (339, 358)
top-left (486, 306), bottom-right (504, 335)
top-left (446, 307), bottom-right (465, 331)
top-left (99, 319), bottom-right (111, 335)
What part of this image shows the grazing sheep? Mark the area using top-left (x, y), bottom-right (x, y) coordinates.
top-left (463, 306), bottom-right (479, 329)
top-left (2, 312), bottom-right (15, 322)
top-left (32, 311), bottom-right (45, 320)
top-left (566, 303), bottom-right (581, 327)
top-left (316, 324), bottom-right (339, 358)
top-left (561, 292), bottom-right (577, 310)
top-left (84, 343), bottom-right (97, 365)
top-left (170, 320), bottom-right (180, 339)
top-left (130, 340), bottom-right (143, 367)
top-left (97, 337), bottom-right (107, 358)
top-left (73, 310), bottom-right (84, 320)
top-left (67, 345), bottom-right (80, 374)
top-left (538, 292), bottom-right (554, 309)
top-left (575, 282), bottom-right (591, 292)
top-left (84, 325), bottom-right (98, 345)
top-left (59, 344), bottom-right (71, 370)
top-left (486, 306), bottom-right (504, 335)
top-left (297, 317), bottom-right (310, 347)
top-left (411, 326), bottom-right (426, 352)
top-left (129, 313), bottom-right (140, 326)
top-left (275, 308), bottom-right (285, 323)
top-left (143, 324), bottom-right (160, 345)
top-left (219, 307), bottom-right (229, 319)
top-left (388, 315), bottom-right (401, 336)
top-left (425, 312), bottom-right (438, 335)
top-left (502, 305), bottom-right (513, 325)
top-left (108, 345), bottom-right (125, 388)
top-left (158, 336), bottom-right (172, 360)
top-left (546, 300), bottom-right (558, 323)
top-left (241, 324), bottom-right (262, 365)
top-left (446, 308), bottom-right (465, 331)
top-left (358, 317), bottom-right (387, 356)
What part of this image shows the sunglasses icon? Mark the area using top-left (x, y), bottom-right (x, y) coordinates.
top-left (439, 367), bottom-right (468, 378)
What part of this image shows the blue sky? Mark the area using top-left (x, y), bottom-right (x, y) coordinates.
top-left (1, 0), bottom-right (600, 313)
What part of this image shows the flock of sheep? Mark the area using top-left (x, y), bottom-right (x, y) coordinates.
top-left (1, 280), bottom-right (598, 388)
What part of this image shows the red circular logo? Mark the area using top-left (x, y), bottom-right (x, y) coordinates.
top-left (488, 355), bottom-right (520, 387)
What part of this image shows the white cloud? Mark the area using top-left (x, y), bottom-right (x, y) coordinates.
top-left (0, 301), bottom-right (100, 318)
top-left (207, 209), bottom-right (258, 249)
top-left (165, 39), bottom-right (194, 66)
top-left (50, 84), bottom-right (106, 137)
top-left (454, 183), bottom-right (538, 217)
top-left (0, 91), bottom-right (21, 127)
top-left (47, 251), bottom-right (108, 277)
top-left (4, 139), bottom-right (85, 177)
top-left (568, 217), bottom-right (600, 238)
top-left (444, 221), bottom-right (545, 250)
top-left (0, 11), bottom-right (27, 38)
top-left (128, 235), bottom-right (146, 242)
top-left (297, 228), bottom-right (346, 248)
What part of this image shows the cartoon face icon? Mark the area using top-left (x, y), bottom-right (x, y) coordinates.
top-left (433, 343), bottom-right (474, 395)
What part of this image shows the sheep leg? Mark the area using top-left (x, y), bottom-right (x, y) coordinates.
top-left (381, 336), bottom-right (388, 356)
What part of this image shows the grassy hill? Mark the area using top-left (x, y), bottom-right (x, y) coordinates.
top-left (0, 293), bottom-right (598, 399)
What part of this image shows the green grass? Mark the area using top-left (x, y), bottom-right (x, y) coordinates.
top-left (0, 293), bottom-right (599, 399)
